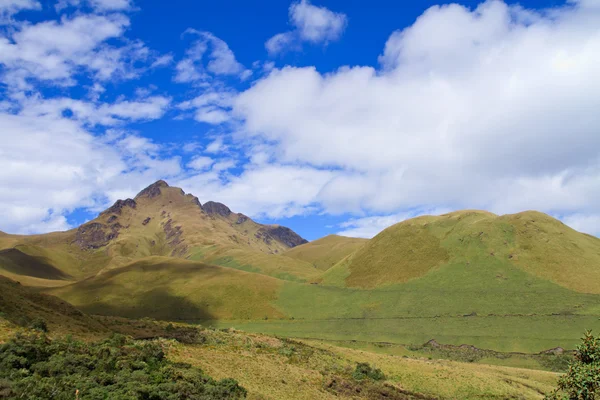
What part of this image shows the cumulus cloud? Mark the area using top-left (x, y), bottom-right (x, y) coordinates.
top-left (174, 30), bottom-right (250, 83)
top-left (0, 13), bottom-right (165, 88)
top-left (178, 89), bottom-right (235, 124)
top-left (266, 0), bottom-right (347, 55)
top-left (17, 95), bottom-right (171, 126)
top-left (187, 156), bottom-right (214, 171)
top-left (0, 107), bottom-right (181, 234)
top-left (232, 0), bottom-right (600, 233)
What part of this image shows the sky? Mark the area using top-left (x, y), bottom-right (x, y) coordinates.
top-left (1, 0), bottom-right (599, 240)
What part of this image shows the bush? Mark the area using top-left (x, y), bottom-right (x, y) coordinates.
top-left (545, 330), bottom-right (600, 400)
top-left (352, 362), bottom-right (386, 381)
top-left (29, 318), bottom-right (48, 332)
top-left (0, 332), bottom-right (247, 399)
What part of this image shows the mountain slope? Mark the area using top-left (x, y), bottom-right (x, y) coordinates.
top-left (342, 210), bottom-right (600, 292)
top-left (0, 180), bottom-right (311, 283)
top-left (48, 257), bottom-right (285, 321)
top-left (283, 234), bottom-right (368, 271)
top-left (0, 275), bottom-right (109, 338)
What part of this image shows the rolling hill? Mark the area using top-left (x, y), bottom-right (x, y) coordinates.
top-left (284, 234), bottom-right (368, 271)
top-left (1, 182), bottom-right (600, 354)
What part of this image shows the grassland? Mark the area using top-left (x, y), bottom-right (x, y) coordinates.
top-left (169, 326), bottom-right (560, 399)
top-left (283, 234), bottom-right (368, 271)
top-left (49, 257), bottom-right (285, 320)
top-left (342, 210), bottom-right (600, 294)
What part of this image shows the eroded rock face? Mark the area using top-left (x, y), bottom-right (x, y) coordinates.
top-left (135, 180), bottom-right (169, 199)
top-left (203, 201), bottom-right (232, 217)
top-left (163, 219), bottom-right (186, 257)
top-left (235, 214), bottom-right (249, 224)
top-left (260, 226), bottom-right (308, 248)
top-left (74, 222), bottom-right (120, 249)
top-left (102, 198), bottom-right (137, 216)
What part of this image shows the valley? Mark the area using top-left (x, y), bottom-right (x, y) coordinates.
top-left (1, 180), bottom-right (600, 398)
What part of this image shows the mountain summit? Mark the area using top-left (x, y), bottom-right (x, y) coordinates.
top-left (0, 180), bottom-right (308, 281)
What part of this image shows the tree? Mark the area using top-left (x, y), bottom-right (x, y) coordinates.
top-left (546, 330), bottom-right (600, 400)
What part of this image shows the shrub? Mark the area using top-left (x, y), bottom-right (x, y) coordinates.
top-left (0, 332), bottom-right (247, 399)
top-left (352, 362), bottom-right (386, 381)
top-left (545, 330), bottom-right (600, 400)
top-left (29, 318), bottom-right (48, 332)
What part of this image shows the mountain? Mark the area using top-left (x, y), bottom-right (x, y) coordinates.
top-left (339, 210), bottom-right (600, 292)
top-left (2, 189), bottom-right (600, 353)
top-left (0, 180), bottom-right (310, 284)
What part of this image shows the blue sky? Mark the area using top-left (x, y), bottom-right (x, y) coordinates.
top-left (1, 0), bottom-right (599, 240)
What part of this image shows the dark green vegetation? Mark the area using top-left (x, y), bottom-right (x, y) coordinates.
top-left (0, 332), bottom-right (246, 399)
top-left (546, 331), bottom-right (600, 400)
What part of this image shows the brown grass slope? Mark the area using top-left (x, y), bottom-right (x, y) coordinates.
top-left (0, 180), bottom-right (311, 285)
top-left (0, 275), bottom-right (109, 339)
top-left (344, 210), bottom-right (600, 292)
top-left (284, 234), bottom-right (368, 271)
top-left (47, 257), bottom-right (285, 321)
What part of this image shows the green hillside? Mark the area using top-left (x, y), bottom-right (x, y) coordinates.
top-left (48, 257), bottom-right (285, 320)
top-left (284, 234), bottom-right (368, 271)
top-left (343, 210), bottom-right (600, 292)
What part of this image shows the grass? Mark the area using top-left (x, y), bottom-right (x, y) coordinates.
top-left (0, 275), bottom-right (109, 338)
top-left (48, 257), bottom-right (285, 321)
top-left (342, 210), bottom-right (600, 294)
top-left (283, 235), bottom-right (368, 271)
top-left (169, 326), bottom-right (561, 399)
top-left (189, 245), bottom-right (321, 283)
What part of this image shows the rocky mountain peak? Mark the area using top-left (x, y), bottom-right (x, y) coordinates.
top-left (203, 201), bottom-right (232, 217)
top-left (101, 198), bottom-right (137, 216)
top-left (135, 180), bottom-right (170, 199)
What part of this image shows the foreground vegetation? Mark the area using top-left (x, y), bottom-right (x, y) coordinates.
top-left (0, 331), bottom-right (246, 399)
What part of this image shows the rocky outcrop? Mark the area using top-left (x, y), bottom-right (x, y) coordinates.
top-left (203, 201), bottom-right (232, 217)
top-left (142, 217), bottom-right (151, 226)
top-left (101, 198), bottom-right (137, 216)
top-left (236, 214), bottom-right (249, 224)
top-left (262, 226), bottom-right (308, 248)
top-left (163, 219), bottom-right (186, 257)
top-left (74, 222), bottom-right (121, 249)
top-left (135, 180), bottom-right (169, 199)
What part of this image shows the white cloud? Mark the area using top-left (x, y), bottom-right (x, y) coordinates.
top-left (187, 156), bottom-right (214, 171)
top-left (175, 164), bottom-right (333, 218)
top-left (265, 32), bottom-right (296, 56)
top-left (232, 0), bottom-right (600, 228)
top-left (18, 95), bottom-right (171, 126)
top-left (178, 89), bottom-right (235, 124)
top-left (290, 0), bottom-right (347, 43)
top-left (337, 208), bottom-right (451, 238)
top-left (55, 0), bottom-right (133, 12)
top-left (560, 214), bottom-right (600, 236)
top-left (205, 137), bottom-right (226, 154)
top-left (266, 0), bottom-right (347, 55)
top-left (174, 30), bottom-right (250, 83)
top-left (0, 13), bottom-right (167, 89)
top-left (0, 0), bottom-right (39, 22)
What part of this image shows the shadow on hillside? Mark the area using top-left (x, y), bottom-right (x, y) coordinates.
top-left (79, 287), bottom-right (215, 322)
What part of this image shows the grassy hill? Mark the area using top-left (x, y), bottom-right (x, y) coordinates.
top-left (48, 257), bottom-right (285, 321)
top-left (342, 210), bottom-right (600, 292)
top-left (284, 234), bottom-right (368, 271)
top-left (0, 275), bottom-right (109, 340)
